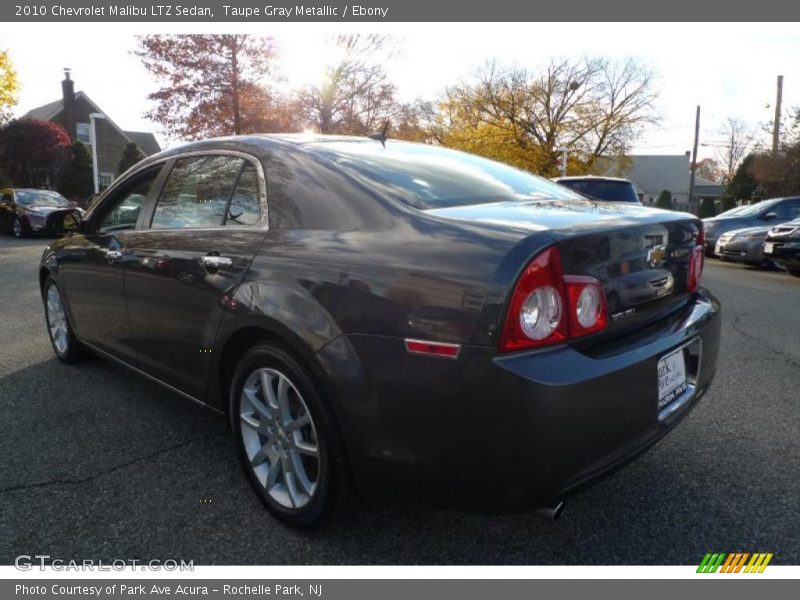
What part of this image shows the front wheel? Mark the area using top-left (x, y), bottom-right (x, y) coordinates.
top-left (44, 278), bottom-right (90, 363)
top-left (230, 344), bottom-right (351, 528)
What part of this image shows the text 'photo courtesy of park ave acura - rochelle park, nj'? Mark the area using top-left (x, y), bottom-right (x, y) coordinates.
top-left (0, 7), bottom-right (799, 588)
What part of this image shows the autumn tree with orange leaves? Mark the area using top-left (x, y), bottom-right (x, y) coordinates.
top-left (136, 34), bottom-right (299, 140)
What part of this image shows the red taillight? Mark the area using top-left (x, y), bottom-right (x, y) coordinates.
top-left (687, 224), bottom-right (705, 293)
top-left (564, 275), bottom-right (608, 337)
top-left (499, 246), bottom-right (608, 352)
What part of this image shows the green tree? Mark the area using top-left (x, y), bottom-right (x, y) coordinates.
top-left (698, 197), bottom-right (716, 218)
top-left (720, 196), bottom-right (737, 212)
top-left (0, 50), bottom-right (19, 124)
top-left (723, 153), bottom-right (759, 203)
top-left (117, 142), bottom-right (145, 175)
top-left (655, 189), bottom-right (673, 210)
top-left (58, 141), bottom-right (93, 201)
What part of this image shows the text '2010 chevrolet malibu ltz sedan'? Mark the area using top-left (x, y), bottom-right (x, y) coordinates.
top-left (39, 135), bottom-right (720, 528)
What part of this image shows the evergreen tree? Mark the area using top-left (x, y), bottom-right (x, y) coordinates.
top-left (655, 189), bottom-right (672, 210)
top-left (117, 142), bottom-right (145, 175)
top-left (58, 141), bottom-right (93, 202)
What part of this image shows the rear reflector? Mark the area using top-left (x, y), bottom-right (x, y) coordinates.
top-left (405, 339), bottom-right (461, 359)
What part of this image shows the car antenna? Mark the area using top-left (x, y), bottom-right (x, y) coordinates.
top-left (367, 121), bottom-right (391, 147)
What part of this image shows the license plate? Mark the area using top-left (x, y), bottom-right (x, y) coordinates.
top-left (764, 241), bottom-right (774, 254)
top-left (657, 348), bottom-right (688, 411)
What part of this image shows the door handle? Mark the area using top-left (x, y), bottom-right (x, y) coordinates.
top-left (106, 250), bottom-right (123, 264)
top-left (200, 255), bottom-right (233, 271)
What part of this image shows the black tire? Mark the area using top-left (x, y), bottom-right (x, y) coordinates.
top-left (788, 268), bottom-right (800, 278)
top-left (13, 217), bottom-right (26, 238)
top-left (43, 277), bottom-right (90, 363)
top-left (229, 343), bottom-right (352, 528)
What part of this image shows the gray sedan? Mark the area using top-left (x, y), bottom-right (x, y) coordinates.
top-left (714, 226), bottom-right (780, 268)
top-left (703, 197), bottom-right (800, 255)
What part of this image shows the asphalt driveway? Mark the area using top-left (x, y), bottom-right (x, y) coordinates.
top-left (1, 235), bottom-right (798, 565)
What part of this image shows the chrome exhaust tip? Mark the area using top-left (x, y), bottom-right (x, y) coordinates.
top-left (534, 499), bottom-right (566, 522)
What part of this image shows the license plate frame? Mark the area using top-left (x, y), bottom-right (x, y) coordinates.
top-left (764, 241), bottom-right (774, 255)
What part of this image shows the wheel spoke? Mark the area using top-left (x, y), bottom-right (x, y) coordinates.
top-left (243, 387), bottom-right (272, 420)
top-left (282, 456), bottom-right (302, 507)
top-left (276, 376), bottom-right (291, 423)
top-left (250, 442), bottom-right (271, 468)
top-left (240, 413), bottom-right (260, 431)
top-left (266, 456), bottom-right (282, 490)
top-left (286, 412), bottom-right (311, 431)
top-left (260, 370), bottom-right (277, 409)
top-left (295, 440), bottom-right (319, 457)
top-left (289, 449), bottom-right (315, 495)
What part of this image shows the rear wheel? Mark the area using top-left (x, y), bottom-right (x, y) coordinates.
top-left (44, 278), bottom-right (90, 363)
top-left (230, 343), bottom-right (351, 528)
top-left (13, 217), bottom-right (25, 238)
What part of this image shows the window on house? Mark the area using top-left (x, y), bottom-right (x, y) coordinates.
top-left (98, 173), bottom-right (115, 190)
top-left (77, 123), bottom-right (91, 144)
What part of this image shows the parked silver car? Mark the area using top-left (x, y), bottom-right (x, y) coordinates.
top-left (714, 226), bottom-right (781, 269)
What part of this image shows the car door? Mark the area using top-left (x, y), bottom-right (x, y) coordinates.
top-left (58, 165), bottom-right (165, 361)
top-left (123, 152), bottom-right (268, 401)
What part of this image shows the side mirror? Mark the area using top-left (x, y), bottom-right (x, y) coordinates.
top-left (47, 208), bottom-right (85, 233)
top-left (762, 212), bottom-right (778, 221)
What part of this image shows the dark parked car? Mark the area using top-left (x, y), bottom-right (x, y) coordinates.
top-left (1, 188), bottom-right (83, 238)
top-left (713, 226), bottom-right (780, 269)
top-left (763, 218), bottom-right (800, 277)
top-left (39, 136), bottom-right (720, 527)
top-left (553, 176), bottom-right (642, 204)
top-left (703, 197), bottom-right (800, 256)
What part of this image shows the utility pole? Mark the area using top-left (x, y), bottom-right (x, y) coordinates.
top-left (772, 75), bottom-right (783, 154)
top-left (688, 105), bottom-right (700, 209)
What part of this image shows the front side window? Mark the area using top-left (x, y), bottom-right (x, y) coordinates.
top-left (96, 169), bottom-right (160, 233)
top-left (772, 199), bottom-right (800, 220)
top-left (151, 155), bottom-right (257, 229)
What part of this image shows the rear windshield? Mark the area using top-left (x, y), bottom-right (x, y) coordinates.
top-left (307, 140), bottom-right (581, 209)
top-left (557, 179), bottom-right (640, 203)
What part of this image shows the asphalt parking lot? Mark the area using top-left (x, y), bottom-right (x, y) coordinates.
top-left (1, 234), bottom-right (798, 565)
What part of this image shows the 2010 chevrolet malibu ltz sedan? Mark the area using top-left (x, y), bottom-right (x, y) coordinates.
top-left (39, 135), bottom-right (720, 527)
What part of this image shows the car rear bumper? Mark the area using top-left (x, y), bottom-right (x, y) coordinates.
top-left (318, 288), bottom-right (721, 512)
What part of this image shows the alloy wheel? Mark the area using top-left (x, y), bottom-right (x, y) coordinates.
top-left (13, 218), bottom-right (22, 238)
top-left (239, 368), bottom-right (320, 509)
top-left (46, 284), bottom-right (69, 355)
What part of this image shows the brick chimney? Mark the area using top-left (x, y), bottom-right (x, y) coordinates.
top-left (61, 68), bottom-right (76, 141)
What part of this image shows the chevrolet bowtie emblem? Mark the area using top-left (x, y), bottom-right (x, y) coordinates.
top-left (647, 245), bottom-right (668, 267)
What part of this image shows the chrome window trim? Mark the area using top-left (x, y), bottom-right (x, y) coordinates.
top-left (94, 148), bottom-right (269, 232)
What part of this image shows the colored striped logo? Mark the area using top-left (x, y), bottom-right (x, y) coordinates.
top-left (697, 552), bottom-right (773, 573)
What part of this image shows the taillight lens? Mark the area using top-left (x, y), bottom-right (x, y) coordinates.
top-left (687, 224), bottom-right (705, 293)
top-left (565, 276), bottom-right (607, 337)
top-left (499, 246), bottom-right (607, 352)
top-left (499, 247), bottom-right (568, 351)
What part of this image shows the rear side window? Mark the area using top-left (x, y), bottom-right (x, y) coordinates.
top-left (151, 155), bottom-right (261, 229)
top-left (559, 180), bottom-right (640, 203)
top-left (225, 162), bottom-right (261, 226)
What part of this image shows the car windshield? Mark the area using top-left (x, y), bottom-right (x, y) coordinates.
top-left (15, 190), bottom-right (70, 207)
top-left (557, 179), bottom-right (640, 203)
top-left (307, 140), bottom-right (582, 209)
top-left (732, 200), bottom-right (778, 217)
top-left (716, 205), bottom-right (749, 217)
